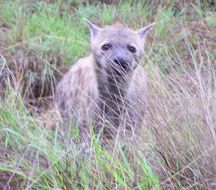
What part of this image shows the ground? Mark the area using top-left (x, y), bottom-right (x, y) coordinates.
top-left (0, 0), bottom-right (216, 189)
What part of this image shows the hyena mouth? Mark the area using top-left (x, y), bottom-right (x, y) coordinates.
top-left (113, 58), bottom-right (130, 71)
top-left (108, 66), bottom-right (131, 77)
top-left (108, 61), bottom-right (134, 77)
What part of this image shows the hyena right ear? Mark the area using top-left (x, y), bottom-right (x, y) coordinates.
top-left (84, 18), bottom-right (102, 41)
top-left (136, 23), bottom-right (155, 43)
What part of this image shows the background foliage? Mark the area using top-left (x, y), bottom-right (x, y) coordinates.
top-left (0, 0), bottom-right (216, 189)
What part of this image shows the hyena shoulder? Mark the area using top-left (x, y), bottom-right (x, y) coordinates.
top-left (55, 55), bottom-right (98, 119)
top-left (130, 65), bottom-right (148, 96)
top-left (125, 65), bottom-right (148, 120)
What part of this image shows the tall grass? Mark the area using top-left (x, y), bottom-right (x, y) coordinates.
top-left (0, 0), bottom-right (216, 189)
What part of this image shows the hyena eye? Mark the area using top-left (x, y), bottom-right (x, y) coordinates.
top-left (127, 45), bottom-right (137, 53)
top-left (101, 43), bottom-right (112, 51)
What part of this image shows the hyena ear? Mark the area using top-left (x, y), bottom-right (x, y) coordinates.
top-left (84, 18), bottom-right (102, 41)
top-left (136, 23), bottom-right (155, 42)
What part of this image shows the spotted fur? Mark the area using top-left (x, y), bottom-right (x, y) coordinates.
top-left (55, 20), bottom-right (154, 138)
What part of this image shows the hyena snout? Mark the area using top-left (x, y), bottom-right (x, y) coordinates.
top-left (113, 57), bottom-right (129, 70)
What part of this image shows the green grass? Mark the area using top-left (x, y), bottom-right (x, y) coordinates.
top-left (0, 90), bottom-right (159, 189)
top-left (0, 0), bottom-right (216, 189)
top-left (0, 0), bottom-right (89, 64)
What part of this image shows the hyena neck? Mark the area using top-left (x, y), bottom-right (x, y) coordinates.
top-left (95, 61), bottom-right (131, 102)
top-left (94, 58), bottom-right (132, 126)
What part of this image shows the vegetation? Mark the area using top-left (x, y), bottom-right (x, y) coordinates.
top-left (0, 0), bottom-right (216, 189)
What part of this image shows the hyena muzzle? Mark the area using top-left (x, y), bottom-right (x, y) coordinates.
top-left (55, 19), bottom-right (154, 139)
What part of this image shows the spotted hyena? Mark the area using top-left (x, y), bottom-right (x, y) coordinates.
top-left (55, 19), bottom-right (154, 138)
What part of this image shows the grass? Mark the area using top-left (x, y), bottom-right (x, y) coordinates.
top-left (0, 0), bottom-right (216, 189)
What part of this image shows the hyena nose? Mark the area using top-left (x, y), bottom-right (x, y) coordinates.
top-left (113, 58), bottom-right (128, 69)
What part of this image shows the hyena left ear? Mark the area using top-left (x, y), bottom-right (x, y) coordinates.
top-left (136, 23), bottom-right (155, 42)
top-left (84, 18), bottom-right (102, 41)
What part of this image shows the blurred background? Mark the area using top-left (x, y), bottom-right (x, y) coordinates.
top-left (0, 0), bottom-right (215, 111)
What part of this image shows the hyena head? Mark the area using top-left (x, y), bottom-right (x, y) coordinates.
top-left (85, 18), bottom-right (155, 77)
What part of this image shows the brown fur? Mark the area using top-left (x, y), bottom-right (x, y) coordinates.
top-left (55, 20), bottom-right (154, 138)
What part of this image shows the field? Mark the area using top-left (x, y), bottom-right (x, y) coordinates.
top-left (0, 0), bottom-right (216, 189)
